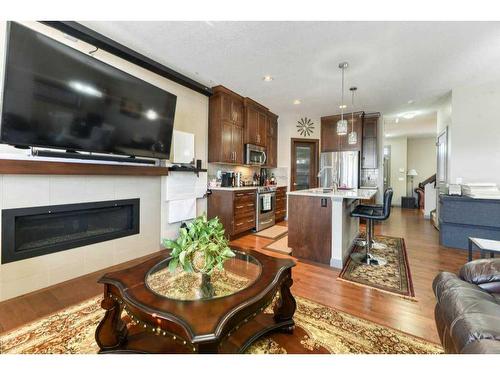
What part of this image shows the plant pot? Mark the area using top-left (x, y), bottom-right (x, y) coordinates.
top-left (200, 273), bottom-right (215, 299)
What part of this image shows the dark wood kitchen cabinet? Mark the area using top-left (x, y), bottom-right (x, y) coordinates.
top-left (209, 85), bottom-right (279, 166)
top-left (320, 112), bottom-right (363, 152)
top-left (244, 98), bottom-right (268, 147)
top-left (275, 186), bottom-right (287, 222)
top-left (207, 189), bottom-right (256, 238)
top-left (209, 86), bottom-right (244, 164)
top-left (361, 113), bottom-right (379, 169)
top-left (264, 112), bottom-right (278, 168)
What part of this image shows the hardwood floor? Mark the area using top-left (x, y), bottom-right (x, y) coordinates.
top-left (0, 207), bottom-right (468, 344)
top-left (232, 207), bottom-right (469, 344)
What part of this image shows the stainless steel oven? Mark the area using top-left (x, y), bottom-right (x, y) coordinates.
top-left (245, 144), bottom-right (267, 166)
top-left (256, 186), bottom-right (276, 231)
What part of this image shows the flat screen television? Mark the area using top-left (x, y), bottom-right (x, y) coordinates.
top-left (0, 22), bottom-right (177, 159)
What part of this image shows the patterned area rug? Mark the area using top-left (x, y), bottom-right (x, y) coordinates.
top-left (339, 235), bottom-right (415, 299)
top-left (0, 294), bottom-right (441, 354)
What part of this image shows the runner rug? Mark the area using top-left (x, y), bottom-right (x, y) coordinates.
top-left (339, 235), bottom-right (415, 299)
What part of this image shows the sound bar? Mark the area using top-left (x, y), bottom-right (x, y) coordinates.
top-left (33, 150), bottom-right (157, 165)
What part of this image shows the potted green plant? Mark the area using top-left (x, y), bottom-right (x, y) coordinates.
top-left (162, 215), bottom-right (235, 298)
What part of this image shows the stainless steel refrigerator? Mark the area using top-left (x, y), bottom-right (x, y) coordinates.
top-left (319, 151), bottom-right (359, 189)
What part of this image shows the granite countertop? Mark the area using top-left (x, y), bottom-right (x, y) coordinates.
top-left (287, 188), bottom-right (377, 201)
top-left (360, 186), bottom-right (378, 190)
top-left (209, 185), bottom-right (287, 191)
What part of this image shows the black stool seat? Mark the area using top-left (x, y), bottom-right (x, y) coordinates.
top-left (351, 205), bottom-right (384, 219)
top-left (350, 188), bottom-right (393, 266)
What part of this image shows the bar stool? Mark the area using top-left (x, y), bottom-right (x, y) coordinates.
top-left (350, 188), bottom-right (393, 266)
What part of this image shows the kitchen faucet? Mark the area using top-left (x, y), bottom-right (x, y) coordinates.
top-left (317, 166), bottom-right (338, 191)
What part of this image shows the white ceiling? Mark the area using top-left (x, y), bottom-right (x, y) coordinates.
top-left (80, 21), bottom-right (500, 120)
top-left (384, 112), bottom-right (437, 139)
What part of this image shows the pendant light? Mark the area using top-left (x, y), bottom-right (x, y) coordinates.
top-left (336, 62), bottom-right (348, 135)
top-left (348, 86), bottom-right (358, 145)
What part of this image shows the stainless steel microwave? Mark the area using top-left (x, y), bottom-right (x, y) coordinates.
top-left (245, 144), bottom-right (266, 166)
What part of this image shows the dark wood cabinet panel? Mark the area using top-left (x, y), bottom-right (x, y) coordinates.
top-left (275, 186), bottom-right (287, 222)
top-left (245, 106), bottom-right (260, 145)
top-left (320, 117), bottom-right (339, 152)
top-left (221, 121), bottom-right (234, 163)
top-left (208, 189), bottom-right (256, 238)
top-left (265, 112), bottom-right (278, 168)
top-left (244, 98), bottom-right (268, 147)
top-left (232, 98), bottom-right (244, 126)
top-left (361, 113), bottom-right (379, 169)
top-left (287, 195), bottom-right (331, 265)
top-left (258, 112), bottom-right (268, 147)
top-left (209, 86), bottom-right (245, 164)
top-left (361, 137), bottom-right (377, 169)
top-left (363, 116), bottom-right (378, 138)
top-left (232, 125), bottom-right (244, 165)
top-left (320, 112), bottom-right (363, 152)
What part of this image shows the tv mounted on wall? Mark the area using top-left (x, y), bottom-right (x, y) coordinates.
top-left (0, 22), bottom-right (177, 160)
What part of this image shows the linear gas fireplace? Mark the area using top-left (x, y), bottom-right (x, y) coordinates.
top-left (2, 199), bottom-right (140, 264)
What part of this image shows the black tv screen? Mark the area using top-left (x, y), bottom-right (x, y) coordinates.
top-left (0, 22), bottom-right (177, 159)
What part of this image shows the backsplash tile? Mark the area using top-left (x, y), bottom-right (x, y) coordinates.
top-left (360, 168), bottom-right (379, 187)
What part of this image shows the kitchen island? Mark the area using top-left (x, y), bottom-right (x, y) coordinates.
top-left (287, 188), bottom-right (377, 268)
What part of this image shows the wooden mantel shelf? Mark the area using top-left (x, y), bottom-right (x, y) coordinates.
top-left (0, 159), bottom-right (169, 176)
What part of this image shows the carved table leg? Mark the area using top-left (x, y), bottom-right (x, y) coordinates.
top-left (273, 269), bottom-right (297, 333)
top-left (95, 289), bottom-right (128, 352)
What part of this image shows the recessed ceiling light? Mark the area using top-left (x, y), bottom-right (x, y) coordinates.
top-left (395, 118), bottom-right (400, 124)
top-left (402, 112), bottom-right (417, 119)
top-left (263, 75), bottom-right (273, 82)
top-left (339, 104), bottom-right (347, 109)
top-left (293, 99), bottom-right (301, 105)
top-left (407, 99), bottom-right (415, 104)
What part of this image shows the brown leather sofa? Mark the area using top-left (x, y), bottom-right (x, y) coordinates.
top-left (433, 258), bottom-right (500, 353)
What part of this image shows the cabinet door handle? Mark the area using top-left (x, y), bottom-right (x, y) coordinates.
top-left (236, 222), bottom-right (244, 226)
top-left (247, 203), bottom-right (254, 207)
top-left (236, 205), bottom-right (244, 209)
top-left (247, 219), bottom-right (254, 223)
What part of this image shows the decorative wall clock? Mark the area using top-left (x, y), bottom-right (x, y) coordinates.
top-left (297, 117), bottom-right (315, 136)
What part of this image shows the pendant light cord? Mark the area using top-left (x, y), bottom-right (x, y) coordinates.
top-left (351, 89), bottom-right (354, 132)
top-left (340, 67), bottom-right (345, 121)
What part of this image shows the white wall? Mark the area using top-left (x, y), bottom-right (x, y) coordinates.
top-left (407, 137), bottom-right (437, 188)
top-left (436, 93), bottom-right (452, 185)
top-left (384, 136), bottom-right (407, 206)
top-left (0, 22), bottom-right (209, 300)
top-left (449, 81), bottom-right (500, 185)
top-left (276, 113), bottom-right (321, 190)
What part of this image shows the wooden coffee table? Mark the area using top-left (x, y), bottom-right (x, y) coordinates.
top-left (95, 249), bottom-right (296, 353)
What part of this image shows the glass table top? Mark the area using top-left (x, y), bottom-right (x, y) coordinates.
top-left (145, 251), bottom-right (262, 301)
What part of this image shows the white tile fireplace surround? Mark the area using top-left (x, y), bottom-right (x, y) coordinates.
top-left (0, 174), bottom-right (163, 301)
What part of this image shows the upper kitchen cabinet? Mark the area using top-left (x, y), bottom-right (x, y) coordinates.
top-left (209, 85), bottom-right (278, 166)
top-left (209, 86), bottom-right (244, 164)
top-left (361, 112), bottom-right (380, 169)
top-left (244, 98), bottom-right (268, 147)
top-left (320, 112), bottom-right (363, 152)
top-left (265, 112), bottom-right (278, 168)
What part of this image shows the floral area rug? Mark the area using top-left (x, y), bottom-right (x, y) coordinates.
top-left (0, 294), bottom-right (441, 354)
top-left (339, 235), bottom-right (416, 299)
